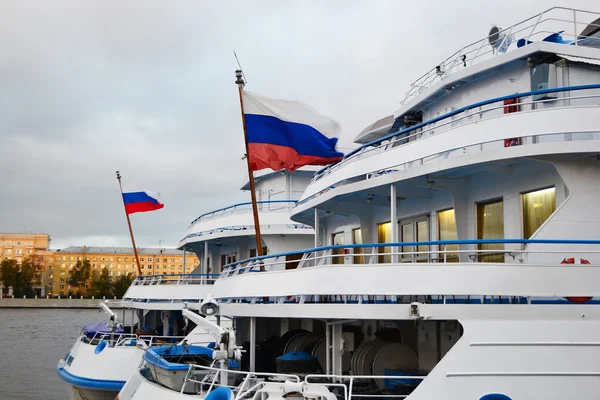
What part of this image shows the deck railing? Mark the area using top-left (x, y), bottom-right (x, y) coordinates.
top-left (220, 239), bottom-right (600, 278)
top-left (309, 84), bottom-right (600, 192)
top-left (81, 331), bottom-right (188, 348)
top-left (189, 200), bottom-right (299, 226)
top-left (400, 7), bottom-right (600, 105)
top-left (179, 223), bottom-right (313, 243)
top-left (178, 363), bottom-right (425, 400)
top-left (131, 273), bottom-right (220, 286)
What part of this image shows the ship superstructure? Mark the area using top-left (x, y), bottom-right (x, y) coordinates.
top-left (118, 7), bottom-right (600, 400)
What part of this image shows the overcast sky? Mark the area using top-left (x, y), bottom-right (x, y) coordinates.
top-left (0, 0), bottom-right (596, 249)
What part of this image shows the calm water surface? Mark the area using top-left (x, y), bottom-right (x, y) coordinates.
top-left (0, 309), bottom-right (99, 400)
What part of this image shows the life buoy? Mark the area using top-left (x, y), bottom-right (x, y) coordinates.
top-left (562, 258), bottom-right (593, 303)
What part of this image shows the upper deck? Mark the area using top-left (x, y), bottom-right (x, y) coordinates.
top-left (178, 199), bottom-right (313, 248)
top-left (394, 7), bottom-right (600, 123)
top-left (296, 7), bottom-right (600, 212)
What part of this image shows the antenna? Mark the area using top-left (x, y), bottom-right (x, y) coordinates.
top-left (233, 51), bottom-right (248, 85)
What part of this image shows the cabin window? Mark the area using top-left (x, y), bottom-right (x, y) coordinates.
top-left (377, 222), bottom-right (392, 263)
top-left (522, 187), bottom-right (556, 238)
top-left (249, 247), bottom-right (268, 258)
top-left (477, 199), bottom-right (504, 262)
top-left (400, 216), bottom-right (430, 262)
top-left (353, 228), bottom-right (364, 264)
top-left (331, 232), bottom-right (345, 264)
top-left (437, 209), bottom-right (458, 262)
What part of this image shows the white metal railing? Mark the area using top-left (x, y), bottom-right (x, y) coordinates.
top-left (400, 7), bottom-right (600, 105)
top-left (180, 223), bottom-right (313, 243)
top-left (305, 374), bottom-right (427, 400)
top-left (221, 239), bottom-right (600, 278)
top-left (309, 89), bottom-right (600, 193)
top-left (81, 331), bottom-right (187, 348)
top-left (189, 200), bottom-right (299, 226)
top-left (180, 363), bottom-right (301, 397)
top-left (176, 363), bottom-right (426, 400)
top-left (131, 273), bottom-right (219, 286)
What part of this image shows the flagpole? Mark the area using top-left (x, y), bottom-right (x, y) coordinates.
top-left (236, 70), bottom-right (265, 263)
top-left (116, 171), bottom-right (143, 276)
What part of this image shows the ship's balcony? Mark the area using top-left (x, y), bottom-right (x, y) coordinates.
top-left (301, 85), bottom-right (600, 207)
top-left (400, 7), bottom-right (600, 106)
top-left (179, 200), bottom-right (313, 248)
top-left (122, 273), bottom-right (218, 309)
top-left (212, 239), bottom-right (600, 311)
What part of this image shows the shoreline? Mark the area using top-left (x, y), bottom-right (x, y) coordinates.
top-left (0, 298), bottom-right (125, 309)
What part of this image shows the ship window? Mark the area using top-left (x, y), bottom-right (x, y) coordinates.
top-left (522, 187), bottom-right (556, 238)
top-left (437, 209), bottom-right (458, 262)
top-left (353, 228), bottom-right (364, 264)
top-left (248, 247), bottom-right (268, 258)
top-left (377, 222), bottom-right (392, 263)
top-left (331, 232), bottom-right (345, 264)
top-left (477, 199), bottom-right (504, 262)
top-left (400, 216), bottom-right (430, 262)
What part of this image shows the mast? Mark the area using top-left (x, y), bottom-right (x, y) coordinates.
top-left (236, 70), bottom-right (265, 263)
top-left (116, 171), bottom-right (142, 275)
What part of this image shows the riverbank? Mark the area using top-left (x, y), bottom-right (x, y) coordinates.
top-left (0, 298), bottom-right (124, 309)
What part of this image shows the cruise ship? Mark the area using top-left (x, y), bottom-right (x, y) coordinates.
top-left (56, 170), bottom-right (314, 400)
top-left (117, 7), bottom-right (600, 400)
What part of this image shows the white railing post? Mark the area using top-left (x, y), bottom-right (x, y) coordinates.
top-left (391, 184), bottom-right (398, 263)
top-left (444, 244), bottom-right (447, 263)
top-left (573, 9), bottom-right (578, 46)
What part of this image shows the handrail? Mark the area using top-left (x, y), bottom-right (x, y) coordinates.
top-left (313, 83), bottom-right (600, 180)
top-left (190, 200), bottom-right (299, 225)
top-left (180, 223), bottom-right (312, 243)
top-left (222, 239), bottom-right (600, 270)
top-left (131, 273), bottom-right (221, 286)
top-left (400, 7), bottom-right (600, 104)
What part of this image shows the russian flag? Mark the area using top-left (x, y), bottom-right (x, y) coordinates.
top-left (122, 191), bottom-right (164, 215)
top-left (242, 91), bottom-right (344, 172)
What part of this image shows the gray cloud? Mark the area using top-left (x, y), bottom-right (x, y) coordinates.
top-left (0, 0), bottom-right (596, 248)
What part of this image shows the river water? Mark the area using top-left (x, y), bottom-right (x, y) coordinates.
top-left (0, 309), bottom-right (99, 400)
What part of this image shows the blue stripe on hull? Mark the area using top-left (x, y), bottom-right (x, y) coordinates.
top-left (56, 364), bottom-right (125, 391)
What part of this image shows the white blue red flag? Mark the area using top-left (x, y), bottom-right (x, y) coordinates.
top-left (122, 191), bottom-right (164, 215)
top-left (242, 91), bottom-right (344, 172)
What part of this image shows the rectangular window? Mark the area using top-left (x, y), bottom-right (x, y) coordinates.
top-left (352, 228), bottom-right (364, 264)
top-left (331, 232), bottom-right (345, 264)
top-left (400, 216), bottom-right (430, 262)
top-left (377, 222), bottom-right (392, 263)
top-left (477, 199), bottom-right (504, 262)
top-left (437, 209), bottom-right (458, 262)
top-left (522, 187), bottom-right (556, 238)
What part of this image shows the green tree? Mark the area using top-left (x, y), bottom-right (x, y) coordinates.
top-left (70, 259), bottom-right (92, 296)
top-left (0, 258), bottom-right (41, 298)
top-left (18, 257), bottom-right (42, 297)
top-left (0, 259), bottom-right (18, 296)
top-left (112, 273), bottom-right (134, 298)
top-left (89, 268), bottom-right (112, 298)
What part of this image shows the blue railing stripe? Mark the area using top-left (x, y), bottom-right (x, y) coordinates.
top-left (314, 83), bottom-right (600, 177)
top-left (190, 200), bottom-right (299, 225)
top-left (134, 273), bottom-right (219, 281)
top-left (223, 238), bottom-right (600, 269)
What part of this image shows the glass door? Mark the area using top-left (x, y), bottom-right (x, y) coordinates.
top-left (477, 199), bottom-right (504, 262)
top-left (400, 216), bottom-right (430, 262)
